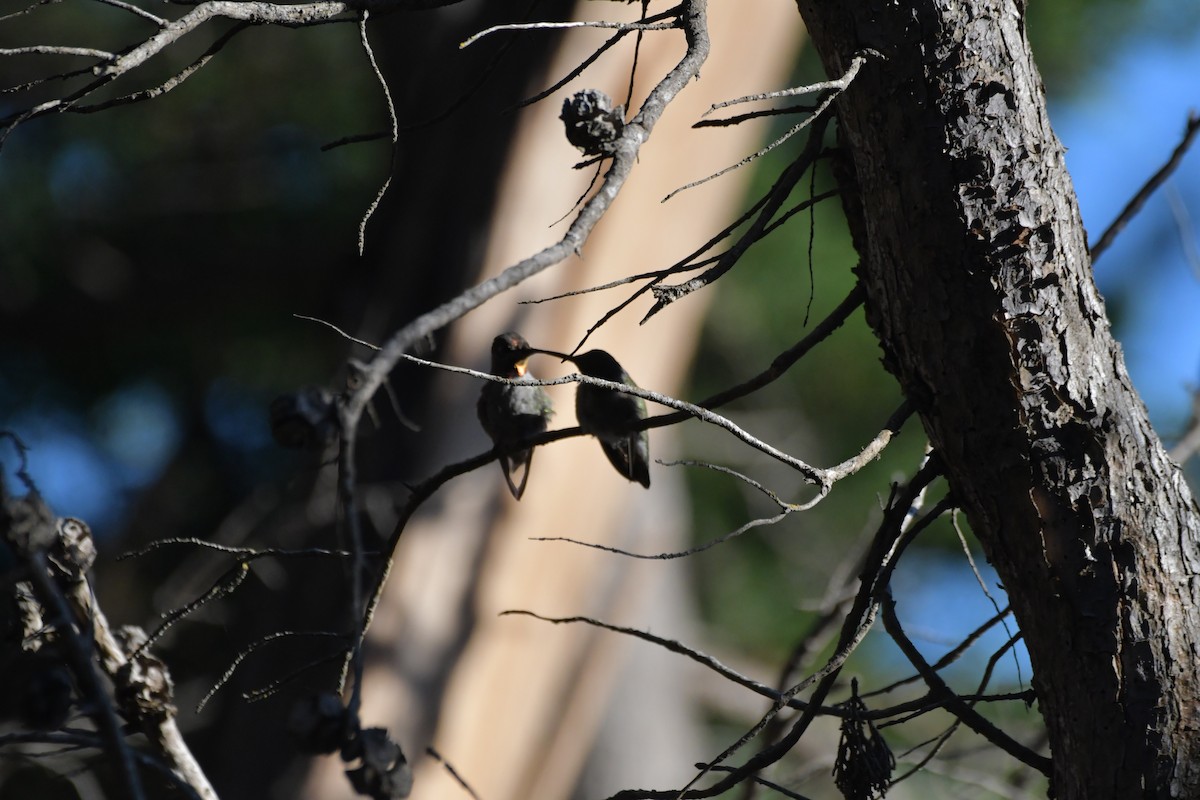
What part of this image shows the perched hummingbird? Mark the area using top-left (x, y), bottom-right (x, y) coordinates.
top-left (529, 347), bottom-right (650, 488)
top-left (477, 332), bottom-right (554, 500)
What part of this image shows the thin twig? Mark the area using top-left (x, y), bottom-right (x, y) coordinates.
top-left (244, 648), bottom-right (351, 703)
top-left (78, 23), bottom-right (249, 114)
top-left (88, 0), bottom-right (168, 27)
top-left (304, 293), bottom-right (898, 540)
top-left (460, 18), bottom-right (677, 49)
top-left (703, 765), bottom-right (814, 800)
top-left (121, 535), bottom-right (366, 561)
top-left (138, 562), bottom-right (250, 654)
top-left (1090, 111), bottom-right (1200, 262)
top-left (881, 597), bottom-right (1051, 775)
top-left (633, 469), bottom-right (947, 800)
top-left (0, 0), bottom-right (60, 24)
top-left (647, 120), bottom-right (829, 320)
top-left (426, 746), bottom-right (482, 800)
top-left (953, 508), bottom-right (1022, 684)
top-left (356, 8), bottom-right (397, 256)
top-left (0, 45), bottom-right (115, 59)
top-left (866, 605), bottom-right (1013, 700)
top-left (661, 51), bottom-right (873, 203)
top-left (342, 0), bottom-right (712, 697)
top-left (25, 552), bottom-right (146, 800)
top-left (706, 54), bottom-right (876, 114)
top-left (338, 413), bottom-right (369, 720)
top-left (399, 353), bottom-right (831, 482)
top-left (532, 505), bottom-right (791, 559)
top-left (512, 4), bottom-right (684, 112)
top-left (197, 630), bottom-right (348, 712)
top-left (502, 610), bottom-right (807, 708)
top-left (569, 185), bottom-right (836, 348)
top-left (693, 102), bottom-right (817, 128)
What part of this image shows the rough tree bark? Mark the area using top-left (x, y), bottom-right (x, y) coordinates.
top-left (794, 1), bottom-right (1200, 797)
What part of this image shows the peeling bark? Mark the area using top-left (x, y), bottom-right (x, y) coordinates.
top-left (793, 1), bottom-right (1200, 797)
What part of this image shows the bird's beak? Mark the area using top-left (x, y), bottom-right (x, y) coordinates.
top-left (526, 347), bottom-right (573, 363)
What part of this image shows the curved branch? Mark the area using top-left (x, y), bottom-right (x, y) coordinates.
top-left (881, 597), bottom-right (1051, 775)
top-left (339, 0), bottom-right (712, 695)
top-left (342, 0), bottom-right (710, 428)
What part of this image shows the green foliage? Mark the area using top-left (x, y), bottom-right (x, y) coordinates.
top-left (1026, 0), bottom-right (1200, 95)
top-left (679, 0), bottom-right (1200, 665)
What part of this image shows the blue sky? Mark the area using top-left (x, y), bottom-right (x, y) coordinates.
top-left (877, 16), bottom-right (1200, 683)
top-left (1055, 24), bottom-right (1200, 434)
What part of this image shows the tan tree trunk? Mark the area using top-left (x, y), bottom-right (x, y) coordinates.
top-left (302, 4), bottom-right (804, 799)
top-left (794, 1), bottom-right (1200, 796)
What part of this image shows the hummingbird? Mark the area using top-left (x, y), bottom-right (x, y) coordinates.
top-left (477, 332), bottom-right (554, 500)
top-left (528, 347), bottom-right (650, 488)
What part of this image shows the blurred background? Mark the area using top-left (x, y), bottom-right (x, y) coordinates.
top-left (2, 0), bottom-right (1199, 798)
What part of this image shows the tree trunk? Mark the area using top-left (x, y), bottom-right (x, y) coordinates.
top-left (300, 4), bottom-right (803, 798)
top-left (793, 1), bottom-right (1200, 797)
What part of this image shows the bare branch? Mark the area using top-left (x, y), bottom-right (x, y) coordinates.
top-left (693, 102), bottom-right (817, 129)
top-left (0, 45), bottom-right (116, 59)
top-left (425, 746), bottom-right (482, 800)
top-left (73, 23), bottom-right (249, 114)
top-left (120, 535), bottom-right (368, 561)
top-left (460, 18), bottom-right (677, 49)
top-left (23, 550), bottom-right (147, 800)
top-left (1090, 111), bottom-right (1200, 261)
top-left (197, 630), bottom-right (348, 713)
top-left (355, 8), bottom-right (397, 256)
top-left (0, 0), bottom-right (60, 24)
top-left (138, 562), bottom-right (250, 654)
top-left (88, 0), bottom-right (168, 27)
top-left (705, 51), bottom-right (877, 114)
top-left (377, 348), bottom-right (837, 483)
top-left (610, 469), bottom-right (947, 800)
top-left (501, 609), bottom-right (806, 708)
top-left (952, 508), bottom-right (1023, 682)
top-left (532, 501), bottom-right (792, 559)
top-left (528, 398), bottom-right (911, 558)
top-left (341, 3), bottom-right (714, 690)
top-left (340, 0), bottom-right (710, 432)
top-left (866, 605), bottom-right (1014, 700)
top-left (881, 597), bottom-right (1051, 775)
top-left (659, 50), bottom-right (875, 204)
top-left (646, 119), bottom-right (829, 320)
top-left (97, 1), bottom-right (355, 79)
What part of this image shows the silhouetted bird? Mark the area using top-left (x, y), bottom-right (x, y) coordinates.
top-left (477, 332), bottom-right (554, 500)
top-left (530, 347), bottom-right (650, 488)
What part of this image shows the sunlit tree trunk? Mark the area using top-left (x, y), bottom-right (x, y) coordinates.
top-left (301, 4), bottom-right (804, 799)
top-left (794, 1), bottom-right (1200, 796)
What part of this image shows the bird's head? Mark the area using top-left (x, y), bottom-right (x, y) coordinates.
top-left (564, 350), bottom-right (624, 381)
top-left (520, 346), bottom-right (626, 381)
top-left (490, 332), bottom-right (536, 377)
